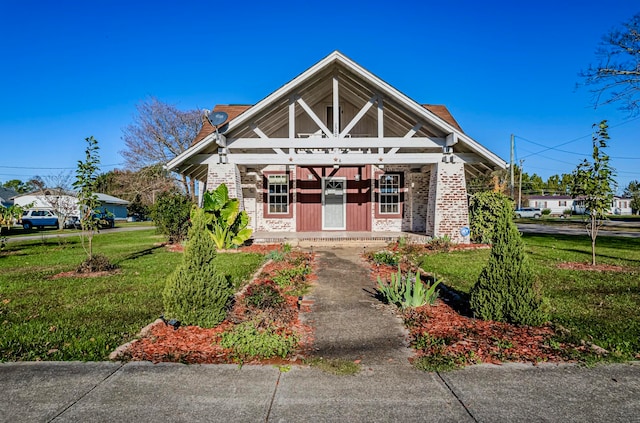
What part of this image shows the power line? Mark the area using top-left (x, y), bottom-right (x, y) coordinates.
top-left (0, 163), bottom-right (125, 170)
top-left (516, 116), bottom-right (640, 160)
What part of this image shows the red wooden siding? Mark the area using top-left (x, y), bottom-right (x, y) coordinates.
top-left (296, 166), bottom-right (371, 232)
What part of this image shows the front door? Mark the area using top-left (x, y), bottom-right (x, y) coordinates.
top-left (322, 177), bottom-right (346, 230)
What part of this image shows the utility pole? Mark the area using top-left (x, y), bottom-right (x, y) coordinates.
top-left (510, 134), bottom-right (515, 199)
top-left (518, 159), bottom-right (524, 209)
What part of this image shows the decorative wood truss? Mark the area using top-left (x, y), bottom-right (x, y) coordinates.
top-left (167, 51), bottom-right (506, 181)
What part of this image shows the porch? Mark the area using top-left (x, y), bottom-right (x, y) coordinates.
top-left (250, 230), bottom-right (432, 246)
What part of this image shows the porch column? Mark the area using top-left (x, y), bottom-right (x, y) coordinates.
top-left (426, 161), bottom-right (470, 244)
top-left (205, 163), bottom-right (245, 210)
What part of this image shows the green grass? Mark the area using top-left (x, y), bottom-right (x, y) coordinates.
top-left (305, 357), bottom-right (361, 375)
top-left (0, 229), bottom-right (264, 361)
top-left (420, 233), bottom-right (640, 360)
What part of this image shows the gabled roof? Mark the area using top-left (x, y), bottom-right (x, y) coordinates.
top-left (168, 50), bottom-right (506, 172)
top-left (192, 105), bottom-right (252, 146)
top-left (0, 187), bottom-right (18, 202)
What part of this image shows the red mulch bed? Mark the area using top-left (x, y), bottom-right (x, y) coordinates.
top-left (556, 262), bottom-right (627, 272)
top-left (117, 251), bottom-right (315, 364)
top-left (369, 255), bottom-right (575, 366)
top-left (163, 243), bottom-right (285, 254)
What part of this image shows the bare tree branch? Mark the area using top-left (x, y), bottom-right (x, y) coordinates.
top-left (120, 97), bottom-right (203, 200)
top-left (579, 13), bottom-right (640, 115)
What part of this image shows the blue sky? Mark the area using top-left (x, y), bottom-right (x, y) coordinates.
top-left (0, 0), bottom-right (638, 193)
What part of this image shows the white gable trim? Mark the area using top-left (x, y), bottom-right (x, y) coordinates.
top-left (167, 51), bottom-right (506, 172)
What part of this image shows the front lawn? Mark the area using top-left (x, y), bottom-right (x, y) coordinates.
top-left (0, 229), bottom-right (264, 361)
top-left (419, 233), bottom-right (640, 361)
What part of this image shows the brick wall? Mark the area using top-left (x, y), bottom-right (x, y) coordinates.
top-left (255, 165), bottom-right (296, 232)
top-left (426, 161), bottom-right (470, 244)
top-left (206, 163), bottom-right (244, 210)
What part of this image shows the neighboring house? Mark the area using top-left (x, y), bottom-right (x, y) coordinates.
top-left (166, 51), bottom-right (506, 243)
top-left (95, 193), bottom-right (129, 219)
top-left (0, 187), bottom-right (18, 208)
top-left (525, 195), bottom-right (635, 216)
top-left (527, 195), bottom-right (573, 215)
top-left (12, 191), bottom-right (130, 220)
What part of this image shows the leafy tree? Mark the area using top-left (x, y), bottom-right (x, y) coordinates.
top-left (151, 191), bottom-right (193, 243)
top-left (468, 191), bottom-right (513, 244)
top-left (1, 179), bottom-right (34, 194)
top-left (623, 180), bottom-right (640, 214)
top-left (570, 121), bottom-right (616, 266)
top-left (580, 13), bottom-right (640, 115)
top-left (163, 207), bottom-right (233, 327)
top-left (469, 202), bottom-right (548, 326)
top-left (95, 165), bottom-right (178, 208)
top-left (72, 136), bottom-right (103, 266)
top-left (202, 184), bottom-right (253, 249)
top-left (0, 204), bottom-right (26, 235)
top-left (121, 97), bottom-right (202, 200)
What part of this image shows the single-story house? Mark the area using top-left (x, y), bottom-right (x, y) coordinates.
top-left (12, 191), bottom-right (130, 220)
top-left (1, 187), bottom-right (18, 208)
top-left (527, 195), bottom-right (633, 216)
top-left (166, 51), bottom-right (506, 243)
top-left (527, 195), bottom-right (573, 215)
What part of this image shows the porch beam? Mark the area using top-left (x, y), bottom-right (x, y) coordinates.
top-left (251, 124), bottom-right (269, 139)
top-left (404, 123), bottom-right (422, 138)
top-left (339, 94), bottom-right (377, 138)
top-left (296, 97), bottom-right (333, 138)
top-left (377, 95), bottom-right (384, 137)
top-left (225, 152), bottom-right (480, 166)
top-left (227, 137), bottom-right (446, 149)
top-left (332, 74), bottom-right (339, 136)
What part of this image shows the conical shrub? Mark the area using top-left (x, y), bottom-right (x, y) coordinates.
top-left (162, 207), bottom-right (233, 327)
top-left (469, 204), bottom-right (548, 326)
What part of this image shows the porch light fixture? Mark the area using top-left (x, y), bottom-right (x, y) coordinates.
top-left (354, 174), bottom-right (361, 181)
top-left (307, 174), bottom-right (314, 180)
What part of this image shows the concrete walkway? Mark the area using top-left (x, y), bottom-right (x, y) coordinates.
top-left (304, 246), bottom-right (411, 365)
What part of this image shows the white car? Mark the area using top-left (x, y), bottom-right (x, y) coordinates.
top-left (20, 209), bottom-right (60, 230)
top-left (514, 208), bottom-right (542, 219)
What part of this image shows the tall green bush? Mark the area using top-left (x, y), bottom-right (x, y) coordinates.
top-left (469, 205), bottom-right (548, 326)
top-left (162, 208), bottom-right (233, 327)
top-left (151, 191), bottom-right (192, 243)
top-left (469, 191), bottom-right (513, 244)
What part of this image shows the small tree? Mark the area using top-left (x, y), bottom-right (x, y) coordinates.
top-left (570, 121), bottom-right (616, 266)
top-left (469, 205), bottom-right (547, 326)
top-left (468, 191), bottom-right (513, 244)
top-left (72, 137), bottom-right (103, 267)
top-left (151, 191), bottom-right (192, 243)
top-left (163, 207), bottom-right (233, 327)
top-left (623, 180), bottom-right (640, 214)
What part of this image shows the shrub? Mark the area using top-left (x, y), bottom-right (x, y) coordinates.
top-left (371, 250), bottom-right (399, 265)
top-left (563, 208), bottom-right (573, 216)
top-left (76, 253), bottom-right (117, 273)
top-left (244, 282), bottom-right (285, 309)
top-left (377, 269), bottom-right (440, 309)
top-left (469, 191), bottom-right (513, 244)
top-left (162, 208), bottom-right (233, 327)
top-left (469, 204), bottom-right (548, 326)
top-left (219, 321), bottom-right (298, 360)
top-left (202, 184), bottom-right (252, 249)
top-left (542, 208), bottom-right (552, 216)
top-left (265, 249), bottom-right (285, 262)
top-left (151, 192), bottom-right (192, 244)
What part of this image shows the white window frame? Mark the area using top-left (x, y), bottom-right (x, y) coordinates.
top-left (267, 174), bottom-right (289, 214)
top-left (379, 173), bottom-right (400, 214)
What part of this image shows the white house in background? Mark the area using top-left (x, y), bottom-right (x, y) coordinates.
top-left (528, 195), bottom-right (633, 216)
top-left (11, 191), bottom-right (130, 219)
top-left (527, 195), bottom-right (573, 215)
top-left (165, 51), bottom-right (506, 243)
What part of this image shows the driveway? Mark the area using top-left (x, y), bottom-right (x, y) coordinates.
top-left (3, 225), bottom-right (154, 244)
top-left (517, 222), bottom-right (640, 238)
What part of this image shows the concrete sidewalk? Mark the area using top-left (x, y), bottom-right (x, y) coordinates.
top-left (2, 361), bottom-right (639, 422)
